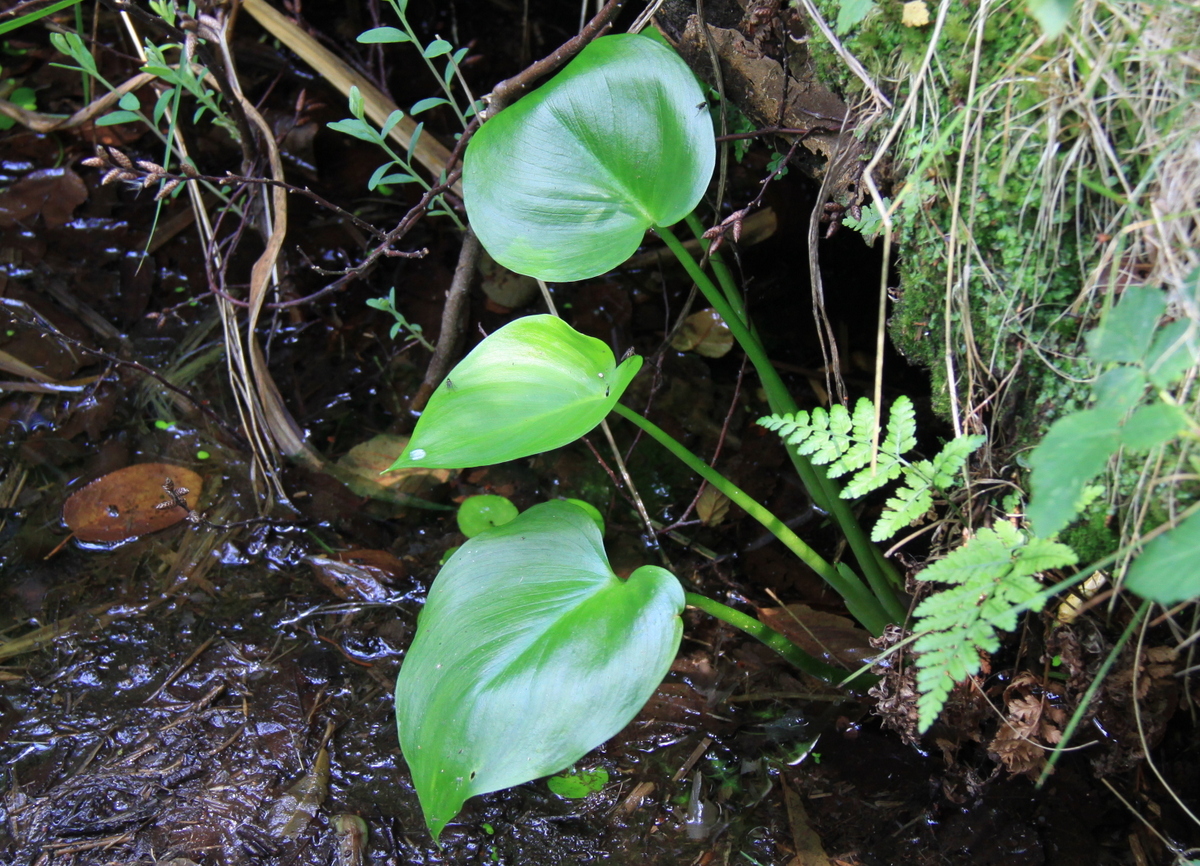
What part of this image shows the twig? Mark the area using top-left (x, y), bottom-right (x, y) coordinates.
top-left (81, 146), bottom-right (463, 309)
top-left (716, 123), bottom-right (849, 142)
top-left (488, 0), bottom-right (626, 113)
top-left (410, 227), bottom-right (482, 414)
top-left (793, 0), bottom-right (892, 110)
top-left (806, 109), bottom-right (852, 407)
top-left (659, 358), bottom-right (747, 533)
top-left (144, 635), bottom-right (217, 703)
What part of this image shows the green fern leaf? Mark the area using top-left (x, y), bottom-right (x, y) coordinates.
top-left (870, 434), bottom-right (987, 541)
top-left (881, 395), bottom-right (918, 461)
top-left (759, 403), bottom-right (863, 474)
top-left (761, 399), bottom-right (987, 543)
top-left (928, 434), bottom-right (986, 488)
top-left (871, 473), bottom-right (934, 541)
top-left (843, 396), bottom-right (916, 498)
top-left (826, 398), bottom-right (878, 477)
top-left (909, 524), bottom-right (1077, 732)
top-left (810, 405), bottom-right (853, 464)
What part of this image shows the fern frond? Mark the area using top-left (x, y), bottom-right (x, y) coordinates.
top-left (871, 476), bottom-right (934, 541)
top-left (842, 396), bottom-right (916, 497)
top-left (825, 399), bottom-right (878, 477)
top-left (928, 434), bottom-right (987, 488)
top-left (760, 398), bottom-right (986, 543)
top-left (881, 395), bottom-right (918, 460)
top-left (870, 434), bottom-right (986, 541)
top-left (910, 524), bottom-right (1077, 732)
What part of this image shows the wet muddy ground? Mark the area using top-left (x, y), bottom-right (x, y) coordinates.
top-left (2, 1), bottom-right (1197, 863)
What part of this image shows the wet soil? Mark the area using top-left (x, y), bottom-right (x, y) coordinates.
top-left (1, 1), bottom-right (1196, 864)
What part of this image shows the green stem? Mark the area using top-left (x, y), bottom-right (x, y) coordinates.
top-left (657, 221), bottom-right (904, 610)
top-left (684, 212), bottom-right (747, 324)
top-left (684, 592), bottom-right (875, 687)
top-left (613, 403), bottom-right (889, 634)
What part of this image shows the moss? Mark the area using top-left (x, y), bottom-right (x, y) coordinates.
top-left (1059, 507), bottom-right (1119, 564)
top-left (800, 1), bottom-right (1107, 427)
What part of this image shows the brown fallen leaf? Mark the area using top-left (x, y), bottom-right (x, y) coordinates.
top-left (758, 604), bottom-right (875, 669)
top-left (63, 463), bottom-right (202, 543)
top-left (782, 776), bottom-right (832, 866)
top-left (479, 249), bottom-right (539, 312)
top-left (0, 167), bottom-right (88, 229)
top-left (671, 308), bottom-right (734, 358)
top-left (695, 484), bottom-right (730, 526)
top-left (987, 672), bottom-right (1065, 777)
top-left (335, 433), bottom-right (451, 510)
top-left (307, 549), bottom-right (406, 602)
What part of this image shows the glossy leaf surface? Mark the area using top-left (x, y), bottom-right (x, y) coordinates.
top-left (456, 494), bottom-right (518, 537)
top-left (463, 34), bottom-right (715, 281)
top-left (388, 315), bottom-right (642, 469)
top-left (396, 501), bottom-right (684, 839)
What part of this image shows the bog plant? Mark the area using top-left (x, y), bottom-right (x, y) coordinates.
top-left (365, 24), bottom-right (1199, 841)
top-left (383, 33), bottom-right (915, 840)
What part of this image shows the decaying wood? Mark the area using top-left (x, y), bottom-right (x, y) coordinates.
top-left (661, 0), bottom-right (869, 206)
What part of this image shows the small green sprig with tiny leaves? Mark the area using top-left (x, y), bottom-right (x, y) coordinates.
top-left (366, 288), bottom-right (435, 351)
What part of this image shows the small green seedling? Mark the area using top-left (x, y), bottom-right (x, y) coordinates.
top-left (546, 766), bottom-right (609, 799)
top-left (455, 494), bottom-right (518, 538)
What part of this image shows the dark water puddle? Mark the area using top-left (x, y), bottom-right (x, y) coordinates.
top-left (0, 521), bottom-right (1147, 864)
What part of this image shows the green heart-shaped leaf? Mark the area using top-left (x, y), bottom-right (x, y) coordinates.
top-left (388, 315), bottom-right (641, 470)
top-left (396, 500), bottom-right (684, 840)
top-left (463, 33), bottom-right (716, 282)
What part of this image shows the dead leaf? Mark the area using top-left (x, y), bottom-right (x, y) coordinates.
top-left (334, 433), bottom-right (451, 512)
top-left (758, 604), bottom-right (875, 668)
top-left (265, 739), bottom-right (330, 839)
top-left (307, 549), bottom-right (406, 602)
top-left (696, 484), bottom-right (730, 526)
top-left (1055, 571), bottom-right (1107, 624)
top-left (671, 309), bottom-right (733, 358)
top-left (63, 463), bottom-right (202, 542)
top-left (902, 0), bottom-right (931, 26)
top-left (987, 672), bottom-right (1065, 777)
top-left (0, 167), bottom-right (88, 229)
top-left (782, 777), bottom-right (831, 866)
top-left (478, 250), bottom-right (539, 312)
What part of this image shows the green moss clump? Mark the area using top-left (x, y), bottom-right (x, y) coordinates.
top-left (1059, 506), bottom-right (1119, 564)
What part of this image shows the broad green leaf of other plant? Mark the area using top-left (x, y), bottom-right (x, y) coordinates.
top-left (1026, 0), bottom-right (1074, 38)
top-left (388, 315), bottom-right (642, 469)
top-left (1028, 285), bottom-right (1194, 537)
top-left (1125, 510), bottom-right (1200, 604)
top-left (463, 33), bottom-right (716, 282)
top-left (395, 501), bottom-right (684, 840)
